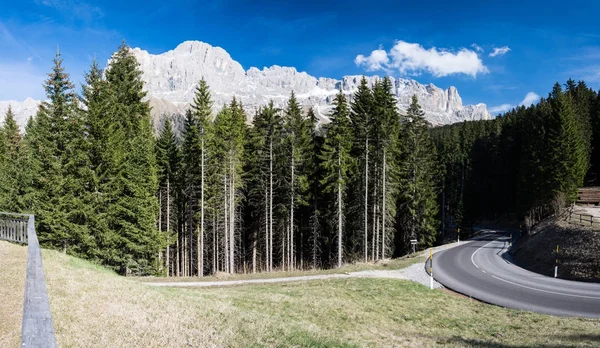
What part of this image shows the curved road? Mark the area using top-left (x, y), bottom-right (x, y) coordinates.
top-left (432, 230), bottom-right (600, 318)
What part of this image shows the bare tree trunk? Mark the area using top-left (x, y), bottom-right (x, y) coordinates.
top-left (199, 138), bottom-right (205, 276)
top-left (175, 228), bottom-right (181, 277)
top-left (252, 229), bottom-right (257, 274)
top-left (265, 189), bottom-right (269, 272)
top-left (183, 221), bottom-right (187, 277)
top-left (166, 181), bottom-right (171, 277)
top-left (372, 168), bottom-right (377, 262)
top-left (364, 138), bottom-right (368, 263)
top-left (189, 211), bottom-right (193, 277)
top-left (229, 162), bottom-right (235, 274)
top-left (290, 155), bottom-right (294, 270)
top-left (269, 139), bottom-right (274, 272)
top-left (338, 152), bottom-right (343, 268)
top-left (224, 174), bottom-right (229, 274)
top-left (214, 215), bottom-right (218, 273)
top-left (282, 223), bottom-right (286, 270)
top-left (159, 189), bottom-right (163, 274)
top-left (198, 225), bottom-right (203, 277)
top-left (382, 150), bottom-right (386, 260)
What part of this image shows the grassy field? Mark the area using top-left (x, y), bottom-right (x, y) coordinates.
top-left (0, 241), bottom-right (27, 348)
top-left (2, 241), bottom-right (600, 347)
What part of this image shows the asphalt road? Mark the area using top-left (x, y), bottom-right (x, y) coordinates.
top-left (432, 230), bottom-right (600, 318)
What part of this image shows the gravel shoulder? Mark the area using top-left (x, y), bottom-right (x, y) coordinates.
top-left (147, 241), bottom-right (462, 288)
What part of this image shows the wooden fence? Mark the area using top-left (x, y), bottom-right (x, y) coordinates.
top-left (0, 213), bottom-right (28, 244)
top-left (0, 212), bottom-right (56, 348)
top-left (566, 212), bottom-right (600, 228)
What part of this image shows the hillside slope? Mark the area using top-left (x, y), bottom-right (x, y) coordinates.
top-left (513, 219), bottom-right (600, 282)
top-left (2, 241), bottom-right (600, 347)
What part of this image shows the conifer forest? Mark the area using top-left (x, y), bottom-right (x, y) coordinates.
top-left (0, 43), bottom-right (596, 276)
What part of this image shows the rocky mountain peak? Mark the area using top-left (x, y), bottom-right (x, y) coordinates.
top-left (1, 40), bottom-right (490, 129)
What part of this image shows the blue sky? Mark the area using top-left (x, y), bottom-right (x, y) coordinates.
top-left (1, 0), bottom-right (600, 114)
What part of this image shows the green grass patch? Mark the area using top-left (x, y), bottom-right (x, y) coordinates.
top-left (3, 241), bottom-right (599, 347)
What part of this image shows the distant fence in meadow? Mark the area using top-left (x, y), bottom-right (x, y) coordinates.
top-left (0, 212), bottom-right (56, 348)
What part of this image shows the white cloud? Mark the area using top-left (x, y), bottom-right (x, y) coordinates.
top-left (488, 103), bottom-right (514, 114)
top-left (354, 48), bottom-right (389, 72)
top-left (355, 40), bottom-right (488, 78)
top-left (489, 91), bottom-right (540, 115)
top-left (471, 43), bottom-right (483, 53)
top-left (489, 46), bottom-right (511, 57)
top-left (519, 92), bottom-right (540, 106)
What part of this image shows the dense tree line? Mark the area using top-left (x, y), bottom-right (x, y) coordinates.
top-left (432, 79), bottom-right (597, 232)
top-left (0, 44), bottom-right (440, 275)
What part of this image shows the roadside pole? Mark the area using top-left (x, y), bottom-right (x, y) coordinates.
top-left (430, 249), bottom-right (433, 289)
top-left (457, 228), bottom-right (460, 244)
top-left (555, 245), bottom-right (559, 278)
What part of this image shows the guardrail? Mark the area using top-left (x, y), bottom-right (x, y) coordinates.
top-left (0, 212), bottom-right (56, 348)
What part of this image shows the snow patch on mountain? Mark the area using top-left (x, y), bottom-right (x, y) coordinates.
top-left (1, 40), bottom-right (490, 129)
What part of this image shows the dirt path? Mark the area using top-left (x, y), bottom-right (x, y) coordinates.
top-left (146, 241), bottom-right (462, 288)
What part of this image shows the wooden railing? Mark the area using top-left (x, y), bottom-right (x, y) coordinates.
top-left (567, 212), bottom-right (600, 228)
top-left (0, 212), bottom-right (57, 348)
top-left (0, 213), bottom-right (28, 244)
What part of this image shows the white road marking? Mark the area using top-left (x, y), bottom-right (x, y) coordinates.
top-left (490, 275), bottom-right (600, 300)
top-left (470, 238), bottom-right (499, 269)
top-left (469, 233), bottom-right (600, 300)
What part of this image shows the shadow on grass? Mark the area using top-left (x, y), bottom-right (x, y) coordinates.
top-left (438, 333), bottom-right (600, 347)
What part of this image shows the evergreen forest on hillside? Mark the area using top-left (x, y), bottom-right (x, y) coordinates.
top-left (0, 43), bottom-right (595, 276)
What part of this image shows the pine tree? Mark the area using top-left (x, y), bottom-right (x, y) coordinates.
top-left (212, 99), bottom-right (247, 273)
top-left (372, 77), bottom-right (400, 259)
top-left (25, 50), bottom-right (94, 256)
top-left (156, 118), bottom-right (181, 276)
top-left (397, 96), bottom-right (439, 250)
top-left (101, 42), bottom-right (162, 274)
top-left (547, 83), bottom-right (587, 202)
top-left (349, 76), bottom-right (374, 262)
top-left (306, 107), bottom-right (324, 269)
top-left (191, 78), bottom-right (213, 276)
top-left (319, 89), bottom-right (354, 267)
top-left (0, 106), bottom-right (24, 211)
top-left (282, 91), bottom-right (312, 269)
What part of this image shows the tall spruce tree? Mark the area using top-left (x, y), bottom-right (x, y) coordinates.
top-left (191, 78), bottom-right (213, 276)
top-left (372, 77), bottom-right (400, 259)
top-left (547, 83), bottom-right (587, 202)
top-left (319, 89), bottom-right (354, 267)
top-left (156, 117), bottom-right (181, 276)
top-left (397, 96), bottom-right (439, 250)
top-left (102, 42), bottom-right (162, 274)
top-left (282, 91), bottom-right (312, 269)
top-left (25, 50), bottom-right (94, 256)
top-left (349, 76), bottom-right (374, 262)
top-left (0, 106), bottom-right (24, 211)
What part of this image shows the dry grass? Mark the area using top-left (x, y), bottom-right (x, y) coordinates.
top-left (0, 241), bottom-right (27, 347)
top-left (3, 241), bottom-right (600, 347)
top-left (133, 255), bottom-right (424, 284)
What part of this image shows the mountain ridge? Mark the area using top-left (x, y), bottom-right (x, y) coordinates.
top-left (0, 40), bottom-right (491, 129)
